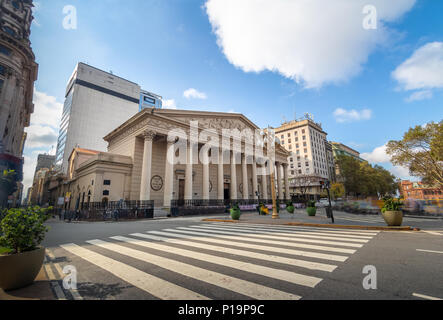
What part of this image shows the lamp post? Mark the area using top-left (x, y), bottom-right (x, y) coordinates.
top-left (270, 163), bottom-right (279, 219)
top-left (266, 127), bottom-right (279, 220)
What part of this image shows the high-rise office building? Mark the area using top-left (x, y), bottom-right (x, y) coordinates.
top-left (0, 0), bottom-right (38, 206)
top-left (54, 63), bottom-right (162, 173)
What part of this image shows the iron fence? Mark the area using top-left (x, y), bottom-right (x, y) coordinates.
top-left (60, 201), bottom-right (155, 222)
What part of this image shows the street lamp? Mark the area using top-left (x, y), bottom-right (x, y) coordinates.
top-left (266, 127), bottom-right (279, 220)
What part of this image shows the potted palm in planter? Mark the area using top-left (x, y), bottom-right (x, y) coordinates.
top-left (381, 198), bottom-right (403, 226)
top-left (306, 200), bottom-right (317, 216)
top-left (286, 201), bottom-right (295, 214)
top-left (0, 206), bottom-right (50, 291)
top-left (230, 203), bottom-right (241, 220)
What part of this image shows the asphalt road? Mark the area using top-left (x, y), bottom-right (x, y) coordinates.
top-left (41, 213), bottom-right (443, 300)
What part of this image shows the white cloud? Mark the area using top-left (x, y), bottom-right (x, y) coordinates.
top-left (22, 155), bottom-right (37, 200)
top-left (390, 165), bottom-right (410, 179)
top-left (183, 88), bottom-right (207, 100)
top-left (162, 99), bottom-right (177, 109)
top-left (361, 144), bottom-right (390, 163)
top-left (30, 89), bottom-right (63, 128)
top-left (205, 0), bottom-right (416, 88)
top-left (25, 125), bottom-right (58, 149)
top-left (361, 144), bottom-right (413, 179)
top-left (393, 42), bottom-right (443, 91)
top-left (333, 108), bottom-right (372, 123)
top-left (405, 90), bottom-right (433, 102)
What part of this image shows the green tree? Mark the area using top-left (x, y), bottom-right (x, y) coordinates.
top-left (330, 182), bottom-right (345, 199)
top-left (386, 121), bottom-right (443, 187)
top-left (336, 155), bottom-right (397, 198)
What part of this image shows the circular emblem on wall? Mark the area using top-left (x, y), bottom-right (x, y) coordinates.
top-left (151, 175), bottom-right (163, 191)
top-left (209, 180), bottom-right (213, 193)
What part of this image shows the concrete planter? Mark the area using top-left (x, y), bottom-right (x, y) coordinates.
top-left (307, 207), bottom-right (317, 216)
top-left (0, 247), bottom-right (45, 291)
top-left (382, 211), bottom-right (403, 227)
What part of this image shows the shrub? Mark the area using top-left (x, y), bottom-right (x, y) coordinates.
top-left (0, 206), bottom-right (51, 254)
top-left (307, 200), bottom-right (316, 208)
top-left (381, 198), bottom-right (403, 213)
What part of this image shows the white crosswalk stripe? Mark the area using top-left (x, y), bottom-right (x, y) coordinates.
top-left (60, 243), bottom-right (209, 300)
top-left (174, 226), bottom-right (364, 248)
top-left (192, 225), bottom-right (370, 243)
top-left (202, 224), bottom-right (375, 239)
top-left (88, 238), bottom-right (300, 300)
top-left (58, 223), bottom-right (379, 300)
top-left (151, 229), bottom-right (354, 260)
top-left (208, 223), bottom-right (380, 236)
top-left (130, 232), bottom-right (337, 271)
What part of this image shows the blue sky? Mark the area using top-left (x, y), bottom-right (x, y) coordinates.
top-left (23, 0), bottom-right (443, 192)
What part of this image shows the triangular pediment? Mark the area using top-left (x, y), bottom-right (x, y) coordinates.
top-left (154, 109), bottom-right (259, 132)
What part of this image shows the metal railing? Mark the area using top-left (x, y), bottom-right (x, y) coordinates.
top-left (58, 201), bottom-right (155, 222)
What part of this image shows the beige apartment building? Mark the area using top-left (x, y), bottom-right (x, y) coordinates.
top-left (273, 116), bottom-right (332, 199)
top-left (61, 108), bottom-right (291, 210)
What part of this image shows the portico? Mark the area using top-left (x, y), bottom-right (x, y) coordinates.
top-left (102, 109), bottom-right (290, 208)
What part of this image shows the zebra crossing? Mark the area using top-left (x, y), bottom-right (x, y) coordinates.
top-left (57, 222), bottom-right (380, 300)
top-left (334, 214), bottom-right (441, 224)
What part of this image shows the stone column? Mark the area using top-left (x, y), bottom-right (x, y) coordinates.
top-left (140, 130), bottom-right (156, 201)
top-left (163, 140), bottom-right (175, 207)
top-left (284, 164), bottom-right (290, 200)
top-left (230, 151), bottom-right (238, 200)
top-left (184, 140), bottom-right (193, 200)
top-left (252, 157), bottom-right (258, 200)
top-left (217, 148), bottom-right (224, 200)
top-left (276, 162), bottom-right (283, 199)
top-left (202, 147), bottom-right (210, 201)
top-left (261, 163), bottom-right (268, 200)
top-left (242, 153), bottom-right (249, 200)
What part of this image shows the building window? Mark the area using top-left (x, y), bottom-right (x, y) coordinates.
top-left (303, 136), bottom-right (306, 140)
top-left (295, 137), bottom-right (298, 142)
top-left (302, 129), bottom-right (305, 134)
top-left (92, 180), bottom-right (94, 186)
top-left (103, 190), bottom-right (110, 196)
top-left (289, 145), bottom-right (292, 150)
top-left (288, 133), bottom-right (291, 137)
top-left (306, 162), bottom-right (309, 166)
top-left (304, 149), bottom-right (308, 153)
top-left (0, 45), bottom-right (11, 56)
top-left (303, 142), bottom-right (307, 147)
top-left (288, 139), bottom-right (291, 144)
top-left (104, 180), bottom-right (111, 186)
top-left (3, 26), bottom-right (16, 37)
top-left (0, 64), bottom-right (6, 76)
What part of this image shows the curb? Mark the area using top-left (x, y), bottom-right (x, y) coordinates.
top-left (202, 219), bottom-right (420, 231)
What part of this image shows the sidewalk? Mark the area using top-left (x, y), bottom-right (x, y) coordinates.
top-left (0, 267), bottom-right (54, 300)
top-left (203, 209), bottom-right (420, 231)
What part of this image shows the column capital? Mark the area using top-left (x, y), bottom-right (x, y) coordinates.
top-left (142, 130), bottom-right (156, 141)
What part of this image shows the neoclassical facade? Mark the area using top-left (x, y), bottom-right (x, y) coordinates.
top-left (64, 109), bottom-right (291, 209)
